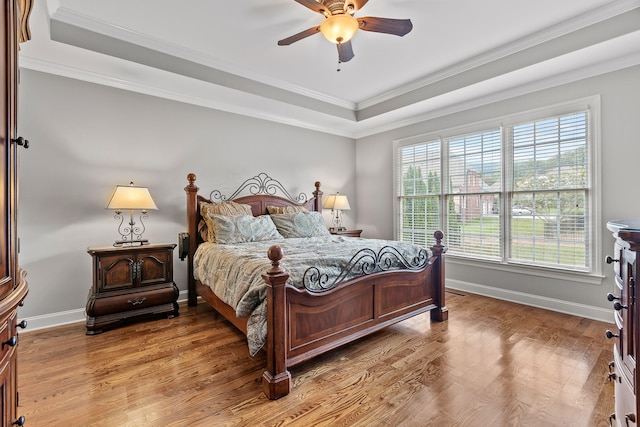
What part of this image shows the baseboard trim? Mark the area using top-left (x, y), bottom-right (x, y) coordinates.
top-left (447, 279), bottom-right (614, 324)
top-left (20, 290), bottom-right (191, 333)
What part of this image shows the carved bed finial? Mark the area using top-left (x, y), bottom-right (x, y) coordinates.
top-left (266, 245), bottom-right (284, 274)
top-left (431, 230), bottom-right (446, 257)
top-left (187, 173), bottom-right (197, 185)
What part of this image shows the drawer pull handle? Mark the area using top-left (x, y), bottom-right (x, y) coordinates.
top-left (12, 416), bottom-right (25, 426)
top-left (12, 137), bottom-right (29, 149)
top-left (3, 336), bottom-right (17, 348)
top-left (606, 255), bottom-right (619, 264)
top-left (17, 320), bottom-right (27, 329)
top-left (606, 330), bottom-right (619, 339)
top-left (608, 293), bottom-right (621, 302)
top-left (614, 302), bottom-right (629, 311)
top-left (131, 260), bottom-right (145, 280)
top-left (127, 297), bottom-right (147, 306)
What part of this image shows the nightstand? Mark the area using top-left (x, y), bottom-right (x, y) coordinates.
top-left (86, 243), bottom-right (179, 335)
top-left (329, 229), bottom-right (362, 237)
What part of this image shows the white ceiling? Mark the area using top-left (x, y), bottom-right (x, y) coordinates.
top-left (19, 0), bottom-right (640, 137)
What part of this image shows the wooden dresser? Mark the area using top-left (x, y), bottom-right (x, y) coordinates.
top-left (606, 219), bottom-right (640, 427)
top-left (1, 1), bottom-right (31, 425)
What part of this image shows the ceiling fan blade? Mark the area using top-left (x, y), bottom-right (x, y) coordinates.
top-left (294, 0), bottom-right (329, 15)
top-left (337, 40), bottom-right (355, 62)
top-left (277, 26), bottom-right (321, 46)
top-left (357, 17), bottom-right (413, 36)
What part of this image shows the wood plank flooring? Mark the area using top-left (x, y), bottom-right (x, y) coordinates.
top-left (18, 291), bottom-right (615, 426)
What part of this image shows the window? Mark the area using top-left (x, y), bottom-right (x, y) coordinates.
top-left (394, 99), bottom-right (598, 273)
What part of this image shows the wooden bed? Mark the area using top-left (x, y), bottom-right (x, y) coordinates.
top-left (183, 172), bottom-right (448, 399)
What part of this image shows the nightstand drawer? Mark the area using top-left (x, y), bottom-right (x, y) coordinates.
top-left (87, 284), bottom-right (177, 317)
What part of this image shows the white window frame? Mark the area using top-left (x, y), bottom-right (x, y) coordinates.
top-left (392, 96), bottom-right (602, 282)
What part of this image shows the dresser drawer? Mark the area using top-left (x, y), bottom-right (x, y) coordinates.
top-left (614, 241), bottom-right (623, 278)
top-left (87, 284), bottom-right (177, 317)
top-left (615, 346), bottom-right (637, 425)
top-left (0, 313), bottom-right (15, 367)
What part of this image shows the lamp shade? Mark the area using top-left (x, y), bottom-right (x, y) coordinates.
top-left (320, 14), bottom-right (359, 44)
top-left (107, 182), bottom-right (158, 210)
top-left (323, 193), bottom-right (351, 211)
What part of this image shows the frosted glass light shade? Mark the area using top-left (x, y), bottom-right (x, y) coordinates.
top-left (107, 183), bottom-right (158, 211)
top-left (320, 14), bottom-right (359, 44)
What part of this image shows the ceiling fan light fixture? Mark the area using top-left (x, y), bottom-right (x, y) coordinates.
top-left (320, 14), bottom-right (359, 44)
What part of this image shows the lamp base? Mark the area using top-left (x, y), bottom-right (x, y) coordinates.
top-left (113, 239), bottom-right (150, 247)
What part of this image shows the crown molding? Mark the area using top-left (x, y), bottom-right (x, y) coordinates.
top-left (18, 55), bottom-right (359, 138)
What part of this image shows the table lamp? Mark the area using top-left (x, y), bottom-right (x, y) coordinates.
top-left (323, 192), bottom-right (350, 232)
top-left (107, 182), bottom-right (158, 246)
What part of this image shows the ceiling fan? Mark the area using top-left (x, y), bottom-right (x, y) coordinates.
top-left (277, 0), bottom-right (413, 63)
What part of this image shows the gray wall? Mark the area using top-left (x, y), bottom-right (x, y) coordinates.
top-left (356, 65), bottom-right (640, 321)
top-left (17, 69), bottom-right (356, 325)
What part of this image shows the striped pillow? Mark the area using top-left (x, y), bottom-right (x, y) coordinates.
top-left (200, 201), bottom-right (253, 242)
top-left (267, 205), bottom-right (309, 214)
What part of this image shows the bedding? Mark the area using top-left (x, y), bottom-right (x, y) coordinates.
top-left (193, 235), bottom-right (429, 355)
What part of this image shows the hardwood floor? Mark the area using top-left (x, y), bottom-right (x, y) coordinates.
top-left (18, 291), bottom-right (614, 426)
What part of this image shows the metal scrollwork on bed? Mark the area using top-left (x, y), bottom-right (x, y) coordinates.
top-left (209, 172), bottom-right (308, 204)
top-left (302, 246), bottom-right (430, 292)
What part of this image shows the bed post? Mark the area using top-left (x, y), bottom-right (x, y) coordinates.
top-left (313, 181), bottom-right (322, 212)
top-left (261, 245), bottom-right (291, 400)
top-left (430, 230), bottom-right (448, 322)
top-left (185, 173), bottom-right (199, 307)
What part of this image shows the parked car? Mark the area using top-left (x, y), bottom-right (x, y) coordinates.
top-left (512, 206), bottom-right (532, 215)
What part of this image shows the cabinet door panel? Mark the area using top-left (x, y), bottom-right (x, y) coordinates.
top-left (100, 256), bottom-right (135, 291)
top-left (0, 0), bottom-right (18, 301)
top-left (138, 251), bottom-right (172, 286)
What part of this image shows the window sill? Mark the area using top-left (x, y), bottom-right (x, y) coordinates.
top-left (446, 255), bottom-right (604, 286)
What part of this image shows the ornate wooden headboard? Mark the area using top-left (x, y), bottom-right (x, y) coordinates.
top-left (183, 172), bottom-right (323, 305)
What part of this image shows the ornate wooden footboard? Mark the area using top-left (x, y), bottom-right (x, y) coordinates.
top-left (183, 173), bottom-right (447, 400)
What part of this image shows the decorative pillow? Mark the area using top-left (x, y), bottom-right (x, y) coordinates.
top-left (209, 214), bottom-right (283, 244)
top-left (266, 205), bottom-right (309, 215)
top-left (200, 201), bottom-right (253, 242)
top-left (270, 211), bottom-right (331, 238)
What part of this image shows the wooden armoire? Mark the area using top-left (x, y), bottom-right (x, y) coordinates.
top-left (1, 0), bottom-right (31, 425)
